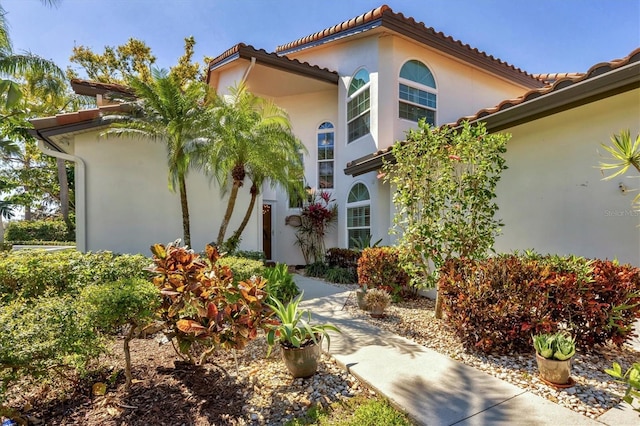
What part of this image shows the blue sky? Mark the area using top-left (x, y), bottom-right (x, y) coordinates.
top-left (3, 0), bottom-right (639, 77)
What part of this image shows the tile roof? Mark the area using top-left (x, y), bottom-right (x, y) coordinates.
top-left (344, 46), bottom-right (640, 176)
top-left (276, 4), bottom-right (543, 89)
top-left (533, 73), bottom-right (585, 85)
top-left (207, 43), bottom-right (339, 84)
top-left (451, 47), bottom-right (640, 127)
top-left (70, 79), bottom-right (135, 97)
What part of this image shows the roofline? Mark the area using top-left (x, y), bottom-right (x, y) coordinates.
top-left (344, 49), bottom-right (640, 177)
top-left (207, 43), bottom-right (339, 85)
top-left (277, 5), bottom-right (543, 89)
top-left (70, 79), bottom-right (135, 98)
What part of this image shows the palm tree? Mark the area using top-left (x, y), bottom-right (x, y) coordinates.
top-left (600, 129), bottom-right (640, 210)
top-left (0, 3), bottom-right (64, 108)
top-left (205, 83), bottom-right (305, 249)
top-left (103, 68), bottom-right (213, 247)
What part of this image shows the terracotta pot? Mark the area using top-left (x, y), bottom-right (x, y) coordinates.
top-left (535, 352), bottom-right (572, 385)
top-left (369, 304), bottom-right (386, 318)
top-left (281, 340), bottom-right (321, 378)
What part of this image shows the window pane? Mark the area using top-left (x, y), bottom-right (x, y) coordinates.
top-left (348, 228), bottom-right (370, 249)
top-left (400, 60), bottom-right (436, 88)
top-left (347, 88), bottom-right (370, 121)
top-left (348, 69), bottom-right (370, 96)
top-left (348, 112), bottom-right (370, 142)
top-left (347, 205), bottom-right (370, 227)
top-left (399, 102), bottom-right (435, 124)
top-left (319, 122), bottom-right (334, 129)
top-left (318, 132), bottom-right (334, 160)
top-left (399, 84), bottom-right (436, 108)
top-left (318, 161), bottom-right (334, 189)
top-left (348, 183), bottom-right (370, 203)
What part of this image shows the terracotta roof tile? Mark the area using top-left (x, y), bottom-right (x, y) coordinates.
top-left (276, 4), bottom-right (542, 88)
top-left (533, 72), bottom-right (586, 84)
top-left (70, 79), bottom-right (135, 97)
top-left (207, 43), bottom-right (338, 83)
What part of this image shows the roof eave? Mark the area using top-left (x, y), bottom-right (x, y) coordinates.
top-left (208, 45), bottom-right (339, 85)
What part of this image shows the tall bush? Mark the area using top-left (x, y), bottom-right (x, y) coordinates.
top-left (5, 219), bottom-right (74, 242)
top-left (384, 121), bottom-right (508, 316)
top-left (357, 247), bottom-right (410, 298)
top-left (294, 190), bottom-right (337, 264)
top-left (439, 253), bottom-right (640, 354)
top-left (148, 241), bottom-right (272, 365)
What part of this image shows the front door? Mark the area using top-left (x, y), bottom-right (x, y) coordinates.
top-left (262, 203), bottom-right (273, 260)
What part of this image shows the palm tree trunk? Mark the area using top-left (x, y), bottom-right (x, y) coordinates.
top-left (217, 180), bottom-right (241, 246)
top-left (178, 174), bottom-right (191, 247)
top-left (229, 182), bottom-right (258, 246)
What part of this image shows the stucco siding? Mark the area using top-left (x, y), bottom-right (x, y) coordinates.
top-left (73, 131), bottom-right (256, 255)
top-left (494, 89), bottom-right (640, 265)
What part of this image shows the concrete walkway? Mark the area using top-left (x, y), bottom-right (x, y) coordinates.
top-left (294, 275), bottom-right (639, 426)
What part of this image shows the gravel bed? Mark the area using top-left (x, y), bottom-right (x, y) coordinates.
top-left (338, 286), bottom-right (638, 420)
top-left (233, 337), bottom-right (369, 425)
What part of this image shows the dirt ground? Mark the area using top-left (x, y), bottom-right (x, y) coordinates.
top-left (7, 337), bottom-right (251, 426)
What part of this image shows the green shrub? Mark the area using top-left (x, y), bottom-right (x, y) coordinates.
top-left (217, 255), bottom-right (265, 282)
top-left (0, 295), bottom-right (101, 405)
top-left (263, 263), bottom-right (299, 302)
top-left (234, 250), bottom-right (266, 261)
top-left (79, 277), bottom-right (159, 389)
top-left (439, 254), bottom-right (640, 354)
top-left (325, 267), bottom-right (357, 284)
top-left (5, 219), bottom-right (74, 242)
top-left (357, 247), bottom-right (410, 298)
top-left (305, 260), bottom-right (328, 278)
top-left (0, 250), bottom-right (151, 303)
top-left (0, 242), bottom-right (12, 252)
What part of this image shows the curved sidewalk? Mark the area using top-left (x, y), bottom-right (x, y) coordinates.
top-left (294, 275), bottom-right (638, 426)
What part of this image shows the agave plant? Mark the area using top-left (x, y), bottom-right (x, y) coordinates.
top-left (265, 293), bottom-right (340, 356)
top-left (532, 332), bottom-right (575, 361)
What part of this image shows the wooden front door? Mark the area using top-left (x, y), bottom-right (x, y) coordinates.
top-left (262, 204), bottom-right (272, 260)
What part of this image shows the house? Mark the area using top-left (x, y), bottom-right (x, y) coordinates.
top-left (30, 5), bottom-right (640, 265)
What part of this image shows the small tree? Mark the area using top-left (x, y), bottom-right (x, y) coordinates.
top-left (385, 121), bottom-right (509, 318)
top-left (294, 189), bottom-right (337, 264)
top-left (79, 278), bottom-right (159, 390)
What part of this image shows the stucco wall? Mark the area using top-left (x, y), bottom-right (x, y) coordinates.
top-left (494, 89), bottom-right (640, 265)
top-left (73, 131), bottom-right (256, 255)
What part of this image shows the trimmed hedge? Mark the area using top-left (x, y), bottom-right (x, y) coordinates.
top-left (0, 250), bottom-right (151, 303)
top-left (5, 219), bottom-right (74, 242)
top-left (439, 254), bottom-right (640, 354)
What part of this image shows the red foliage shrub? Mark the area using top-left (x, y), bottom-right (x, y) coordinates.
top-left (439, 254), bottom-right (640, 354)
top-left (356, 247), bottom-right (410, 298)
top-left (326, 248), bottom-right (360, 271)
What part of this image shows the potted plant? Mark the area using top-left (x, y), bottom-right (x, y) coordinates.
top-left (266, 294), bottom-right (341, 378)
top-left (356, 285), bottom-right (368, 311)
top-left (364, 288), bottom-right (391, 318)
top-left (532, 331), bottom-right (576, 386)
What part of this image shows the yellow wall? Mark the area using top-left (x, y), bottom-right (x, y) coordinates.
top-left (495, 89), bottom-right (640, 265)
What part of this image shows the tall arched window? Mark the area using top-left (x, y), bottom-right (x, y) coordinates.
top-left (347, 69), bottom-right (370, 143)
top-left (399, 60), bottom-right (436, 125)
top-left (317, 122), bottom-right (334, 189)
top-left (347, 182), bottom-right (370, 248)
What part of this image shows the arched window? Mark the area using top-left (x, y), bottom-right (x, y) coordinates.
top-left (399, 60), bottom-right (436, 125)
top-left (347, 69), bottom-right (370, 143)
top-left (347, 183), bottom-right (370, 248)
top-left (317, 122), bottom-right (334, 189)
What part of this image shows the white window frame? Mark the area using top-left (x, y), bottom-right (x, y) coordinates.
top-left (346, 182), bottom-right (371, 249)
top-left (398, 60), bottom-right (437, 125)
top-left (317, 122), bottom-right (334, 189)
top-left (347, 68), bottom-right (371, 143)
